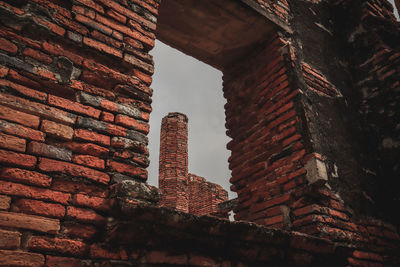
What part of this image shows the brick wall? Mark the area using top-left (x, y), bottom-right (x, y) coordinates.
top-left (188, 173), bottom-right (228, 217)
top-left (158, 112), bottom-right (189, 212)
top-left (0, 0), bottom-right (157, 265)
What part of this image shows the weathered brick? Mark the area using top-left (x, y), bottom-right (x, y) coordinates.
top-left (75, 0), bottom-right (104, 13)
top-left (0, 120), bottom-right (45, 142)
top-left (0, 211), bottom-right (60, 234)
top-left (74, 128), bottom-right (110, 146)
top-left (101, 111), bottom-right (114, 122)
top-left (0, 167), bottom-right (52, 187)
top-left (111, 136), bottom-right (148, 154)
top-left (107, 160), bottom-right (147, 180)
top-left (106, 9), bottom-right (127, 24)
top-left (0, 66), bottom-right (8, 77)
top-left (73, 193), bottom-right (109, 211)
top-left (46, 255), bottom-right (87, 267)
top-left (62, 142), bottom-right (109, 158)
top-left (83, 37), bottom-right (123, 58)
top-left (0, 229), bottom-right (21, 249)
top-left (0, 104), bottom-right (40, 129)
top-left (90, 30), bottom-right (123, 48)
top-left (66, 206), bottom-right (106, 224)
top-left (77, 116), bottom-right (127, 137)
top-left (39, 158), bottom-right (110, 184)
top-left (41, 120), bottom-right (73, 141)
top-left (33, 17), bottom-right (65, 36)
top-left (124, 53), bottom-right (154, 74)
top-left (23, 47), bottom-right (52, 64)
top-left (0, 37), bottom-right (18, 54)
top-left (0, 93), bottom-right (76, 126)
top-left (48, 95), bottom-right (101, 118)
top-left (0, 180), bottom-right (70, 204)
top-left (0, 148), bottom-right (37, 169)
top-left (12, 199), bottom-right (65, 218)
top-left (28, 141), bottom-right (72, 161)
top-left (73, 154), bottom-right (105, 169)
top-left (189, 255), bottom-right (218, 266)
top-left (42, 41), bottom-right (84, 65)
top-left (52, 179), bottom-right (107, 198)
top-left (0, 78), bottom-right (47, 101)
top-left (75, 14), bottom-right (113, 36)
top-left (0, 131), bottom-right (26, 152)
top-left (62, 222), bottom-right (97, 240)
top-left (90, 243), bottom-right (122, 259)
top-left (72, 5), bottom-right (96, 19)
top-left (115, 114), bottom-right (149, 134)
top-left (27, 236), bottom-right (88, 256)
top-left (0, 195), bottom-right (11, 210)
top-left (0, 250), bottom-right (44, 267)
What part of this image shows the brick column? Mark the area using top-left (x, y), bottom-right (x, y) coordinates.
top-left (159, 112), bottom-right (189, 212)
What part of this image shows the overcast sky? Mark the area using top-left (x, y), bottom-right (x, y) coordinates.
top-left (147, 1), bottom-right (399, 199)
top-left (148, 40), bottom-right (234, 198)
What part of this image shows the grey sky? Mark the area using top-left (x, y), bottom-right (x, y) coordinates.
top-left (147, 1), bottom-right (399, 199)
top-left (148, 40), bottom-right (234, 198)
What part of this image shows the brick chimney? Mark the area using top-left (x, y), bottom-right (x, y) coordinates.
top-left (158, 112), bottom-right (189, 212)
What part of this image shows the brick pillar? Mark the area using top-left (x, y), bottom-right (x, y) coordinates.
top-left (159, 112), bottom-right (189, 212)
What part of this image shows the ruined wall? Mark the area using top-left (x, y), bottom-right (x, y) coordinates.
top-left (0, 0), bottom-right (399, 266)
top-left (158, 112), bottom-right (189, 212)
top-left (0, 0), bottom-right (156, 265)
top-left (188, 173), bottom-right (228, 217)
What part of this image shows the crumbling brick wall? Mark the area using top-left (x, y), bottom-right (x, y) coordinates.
top-left (158, 112), bottom-right (228, 216)
top-left (0, 0), bottom-right (399, 266)
top-left (188, 173), bottom-right (228, 216)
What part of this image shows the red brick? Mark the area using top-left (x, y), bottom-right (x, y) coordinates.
top-left (42, 41), bottom-right (84, 66)
top-left (0, 195), bottom-right (11, 210)
top-left (0, 131), bottom-right (26, 152)
top-left (0, 211), bottom-right (60, 234)
top-left (146, 251), bottom-right (187, 265)
top-left (74, 128), bottom-right (110, 146)
top-left (107, 160), bottom-right (147, 180)
top-left (62, 222), bottom-right (97, 240)
top-left (115, 114), bottom-right (149, 134)
top-left (75, 0), bottom-right (104, 13)
top-left (0, 37), bottom-right (18, 54)
top-left (0, 148), bottom-right (37, 169)
top-left (39, 158), bottom-right (110, 184)
top-left (33, 17), bottom-right (65, 36)
top-left (106, 9), bottom-right (127, 24)
top-left (28, 236), bottom-right (88, 256)
top-left (23, 47), bottom-right (52, 64)
top-left (0, 119), bottom-right (45, 141)
top-left (73, 154), bottom-right (105, 169)
top-left (90, 243), bottom-right (122, 259)
top-left (41, 120), bottom-right (73, 141)
top-left (0, 167), bottom-right (52, 187)
top-left (28, 141), bottom-right (72, 161)
top-left (0, 180), bottom-right (70, 204)
top-left (0, 229), bottom-right (21, 249)
top-left (66, 206), bottom-right (106, 224)
top-left (133, 68), bottom-right (152, 86)
top-left (51, 179), bottom-right (107, 198)
top-left (0, 250), bottom-right (44, 267)
top-left (0, 104), bottom-right (40, 129)
top-left (72, 5), bottom-right (95, 19)
top-left (75, 14), bottom-right (113, 36)
top-left (48, 95), bottom-right (101, 118)
top-left (0, 66), bottom-right (8, 77)
top-left (0, 93), bottom-right (76, 126)
top-left (12, 199), bottom-right (65, 218)
top-left (83, 37), bottom-right (123, 58)
top-left (0, 78), bottom-right (47, 101)
top-left (46, 255), bottom-right (86, 267)
top-left (73, 193), bottom-right (109, 211)
top-left (101, 111), bottom-right (114, 122)
top-left (62, 142), bottom-right (109, 158)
